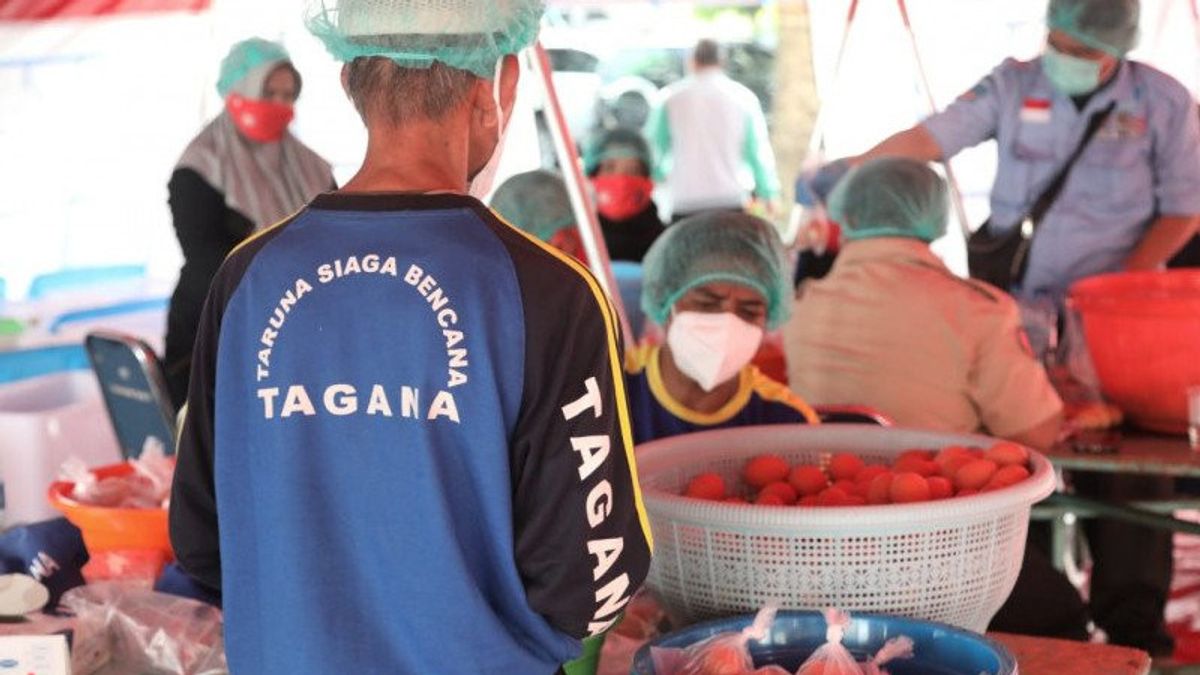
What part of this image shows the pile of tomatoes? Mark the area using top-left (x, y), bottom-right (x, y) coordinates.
top-left (682, 442), bottom-right (1032, 507)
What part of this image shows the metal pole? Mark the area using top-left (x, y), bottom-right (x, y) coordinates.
top-left (527, 41), bottom-right (635, 351)
top-left (896, 0), bottom-right (973, 241)
top-left (1041, 493), bottom-right (1200, 535)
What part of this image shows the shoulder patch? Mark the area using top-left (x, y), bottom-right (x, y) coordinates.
top-left (624, 343), bottom-right (653, 374)
top-left (958, 82), bottom-right (989, 102)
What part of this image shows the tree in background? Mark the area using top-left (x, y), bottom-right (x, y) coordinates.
top-left (770, 0), bottom-right (819, 210)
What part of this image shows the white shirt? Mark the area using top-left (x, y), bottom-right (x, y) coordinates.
top-left (647, 70), bottom-right (780, 215)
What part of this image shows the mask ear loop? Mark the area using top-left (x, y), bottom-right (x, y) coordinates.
top-left (492, 58), bottom-right (509, 139)
top-left (467, 58), bottom-right (510, 200)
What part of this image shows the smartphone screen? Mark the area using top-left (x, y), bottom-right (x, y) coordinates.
top-left (85, 333), bottom-right (175, 459)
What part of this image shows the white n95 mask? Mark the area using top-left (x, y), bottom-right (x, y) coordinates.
top-left (666, 311), bottom-right (764, 393)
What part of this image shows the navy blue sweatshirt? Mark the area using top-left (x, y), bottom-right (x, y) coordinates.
top-left (169, 193), bottom-right (652, 674)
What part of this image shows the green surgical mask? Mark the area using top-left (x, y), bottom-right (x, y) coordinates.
top-left (1042, 45), bottom-right (1104, 96)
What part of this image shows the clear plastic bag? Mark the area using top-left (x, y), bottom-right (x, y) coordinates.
top-left (860, 636), bottom-right (914, 675)
top-left (81, 549), bottom-right (169, 585)
top-left (1059, 307), bottom-right (1104, 400)
top-left (598, 590), bottom-right (666, 675)
top-left (796, 609), bottom-right (859, 675)
top-left (60, 457), bottom-right (127, 507)
top-left (650, 604), bottom-right (778, 675)
top-left (60, 582), bottom-right (227, 675)
top-left (796, 611), bottom-right (914, 675)
top-left (60, 438), bottom-right (174, 509)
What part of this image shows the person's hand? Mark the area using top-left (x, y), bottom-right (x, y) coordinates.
top-left (762, 197), bottom-right (783, 220)
top-left (744, 197), bottom-right (781, 223)
top-left (808, 158), bottom-right (853, 205)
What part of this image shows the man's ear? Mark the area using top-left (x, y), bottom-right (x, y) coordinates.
top-left (470, 75), bottom-right (499, 131)
top-left (1099, 55), bottom-right (1121, 84)
top-left (497, 53), bottom-right (520, 115)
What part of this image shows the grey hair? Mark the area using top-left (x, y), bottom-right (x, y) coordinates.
top-left (344, 56), bottom-right (477, 124)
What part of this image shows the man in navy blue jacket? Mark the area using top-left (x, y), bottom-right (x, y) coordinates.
top-left (168, 2), bottom-right (652, 672)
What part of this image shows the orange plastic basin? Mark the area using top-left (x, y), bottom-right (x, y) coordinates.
top-left (47, 462), bottom-right (172, 558)
top-left (1069, 270), bottom-right (1200, 434)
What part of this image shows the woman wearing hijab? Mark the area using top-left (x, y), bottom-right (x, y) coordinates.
top-left (584, 127), bottom-right (665, 263)
top-left (165, 38), bottom-right (333, 407)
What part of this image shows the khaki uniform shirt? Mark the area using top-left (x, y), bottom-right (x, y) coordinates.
top-left (784, 238), bottom-right (1062, 437)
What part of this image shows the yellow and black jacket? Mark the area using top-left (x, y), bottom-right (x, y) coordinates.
top-left (624, 344), bottom-right (819, 445)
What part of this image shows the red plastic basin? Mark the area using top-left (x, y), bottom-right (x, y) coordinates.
top-left (1069, 270), bottom-right (1200, 434)
top-left (47, 462), bottom-right (172, 558)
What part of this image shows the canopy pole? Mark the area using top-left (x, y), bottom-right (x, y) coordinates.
top-left (896, 0), bottom-right (972, 241)
top-left (527, 41), bottom-right (635, 351)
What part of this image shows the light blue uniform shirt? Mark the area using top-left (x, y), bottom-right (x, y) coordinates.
top-left (923, 57), bottom-right (1200, 298)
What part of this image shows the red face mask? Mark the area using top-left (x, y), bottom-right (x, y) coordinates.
top-left (226, 93), bottom-right (294, 143)
top-left (592, 174), bottom-right (654, 222)
top-left (548, 228), bottom-right (589, 266)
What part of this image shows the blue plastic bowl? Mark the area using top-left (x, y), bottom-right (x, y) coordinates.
top-left (632, 610), bottom-right (1017, 675)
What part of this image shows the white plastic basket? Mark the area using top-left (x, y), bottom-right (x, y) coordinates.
top-left (637, 424), bottom-right (1056, 632)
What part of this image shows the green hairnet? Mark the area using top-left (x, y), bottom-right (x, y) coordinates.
top-left (306, 0), bottom-right (545, 78)
top-left (641, 212), bottom-right (792, 330)
top-left (218, 38), bottom-right (292, 98)
top-left (1047, 0), bottom-right (1139, 57)
top-left (829, 157), bottom-right (949, 244)
top-left (584, 127), bottom-right (653, 176)
top-left (490, 170), bottom-right (576, 242)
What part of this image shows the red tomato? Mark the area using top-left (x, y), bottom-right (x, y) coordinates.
top-left (867, 472), bottom-right (894, 505)
top-left (843, 480), bottom-right (870, 499)
top-left (832, 479), bottom-right (858, 495)
top-left (755, 492), bottom-right (786, 506)
top-left (798, 661), bottom-right (828, 675)
top-left (984, 464), bottom-right (1032, 491)
top-left (928, 476), bottom-right (955, 500)
top-left (854, 464), bottom-right (889, 485)
top-left (890, 472), bottom-right (931, 503)
top-left (984, 441), bottom-right (1030, 467)
top-left (744, 455), bottom-right (791, 488)
top-left (829, 453), bottom-right (866, 481)
top-left (934, 446), bottom-right (974, 471)
top-left (691, 643), bottom-right (749, 675)
top-left (788, 465), bottom-right (828, 496)
top-left (936, 454), bottom-right (975, 480)
top-left (817, 487), bottom-right (852, 507)
top-left (685, 473), bottom-right (726, 501)
top-left (893, 457), bottom-right (939, 477)
top-left (955, 459), bottom-right (999, 491)
top-left (897, 449), bottom-right (934, 463)
top-left (759, 481), bottom-right (798, 505)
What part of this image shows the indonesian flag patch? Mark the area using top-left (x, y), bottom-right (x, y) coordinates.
top-left (1020, 98), bottom-right (1053, 124)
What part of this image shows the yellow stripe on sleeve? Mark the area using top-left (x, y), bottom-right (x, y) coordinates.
top-left (174, 402), bottom-right (189, 451)
top-left (491, 211), bottom-right (655, 552)
top-left (750, 368), bottom-right (822, 425)
top-left (226, 209), bottom-right (305, 260)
